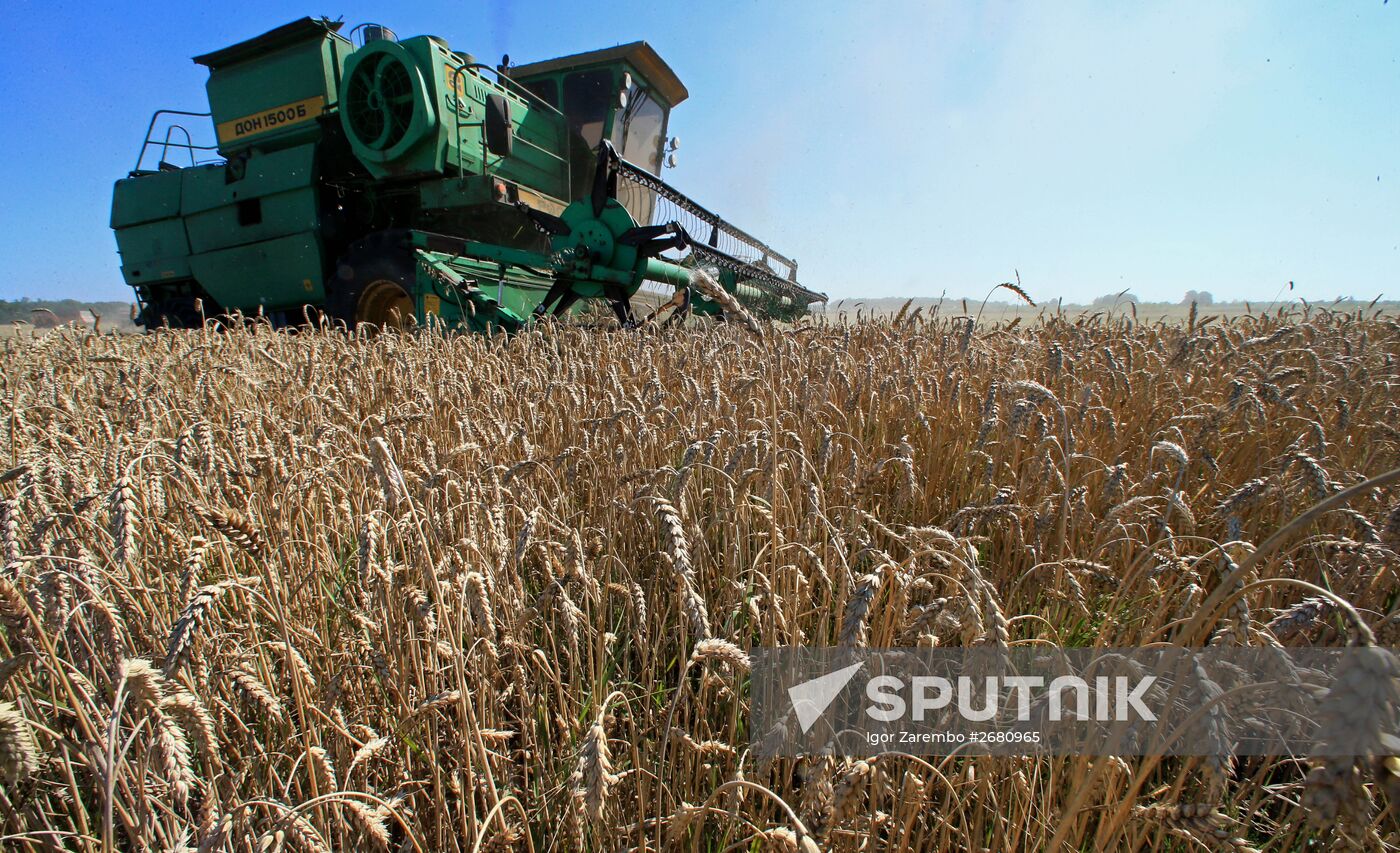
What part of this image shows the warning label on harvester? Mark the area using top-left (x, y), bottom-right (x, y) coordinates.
top-left (216, 96), bottom-right (326, 144)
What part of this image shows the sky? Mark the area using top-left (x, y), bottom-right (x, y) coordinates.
top-left (0, 1), bottom-right (1395, 304)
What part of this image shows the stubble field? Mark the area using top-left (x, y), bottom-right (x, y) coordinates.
top-left (0, 307), bottom-right (1397, 851)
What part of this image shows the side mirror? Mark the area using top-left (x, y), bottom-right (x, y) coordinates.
top-left (484, 94), bottom-right (513, 157)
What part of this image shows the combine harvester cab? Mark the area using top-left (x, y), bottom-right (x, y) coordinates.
top-left (111, 17), bottom-right (824, 332)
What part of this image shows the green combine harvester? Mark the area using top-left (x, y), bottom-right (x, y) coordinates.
top-left (110, 17), bottom-right (823, 332)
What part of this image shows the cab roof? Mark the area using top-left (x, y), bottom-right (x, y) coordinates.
top-left (509, 41), bottom-right (688, 107)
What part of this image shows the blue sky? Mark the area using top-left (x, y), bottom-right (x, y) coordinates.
top-left (0, 1), bottom-right (1395, 304)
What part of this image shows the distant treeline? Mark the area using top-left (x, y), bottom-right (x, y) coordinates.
top-left (0, 299), bottom-right (136, 327)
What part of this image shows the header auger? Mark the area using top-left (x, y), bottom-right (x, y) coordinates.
top-left (110, 17), bottom-right (823, 332)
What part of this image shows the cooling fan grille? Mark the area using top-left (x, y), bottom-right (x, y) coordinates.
top-left (345, 52), bottom-right (415, 150)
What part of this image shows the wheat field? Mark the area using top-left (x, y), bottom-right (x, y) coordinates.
top-left (0, 306), bottom-right (1397, 852)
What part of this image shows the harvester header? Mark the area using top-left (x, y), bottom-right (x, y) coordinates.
top-left (111, 17), bottom-right (823, 331)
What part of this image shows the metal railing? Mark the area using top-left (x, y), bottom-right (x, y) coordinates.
top-left (448, 63), bottom-right (569, 187)
top-left (133, 109), bottom-right (220, 172)
top-left (349, 23), bottom-right (397, 47)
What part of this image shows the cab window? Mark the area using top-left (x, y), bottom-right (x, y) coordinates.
top-left (562, 69), bottom-right (613, 149)
top-left (610, 83), bottom-right (668, 223)
top-left (613, 85), bottom-right (666, 174)
top-left (521, 78), bottom-right (558, 108)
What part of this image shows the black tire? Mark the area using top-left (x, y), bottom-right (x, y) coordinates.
top-left (326, 232), bottom-right (418, 330)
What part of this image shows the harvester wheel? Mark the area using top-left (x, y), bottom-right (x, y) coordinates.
top-left (327, 237), bottom-right (417, 330)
